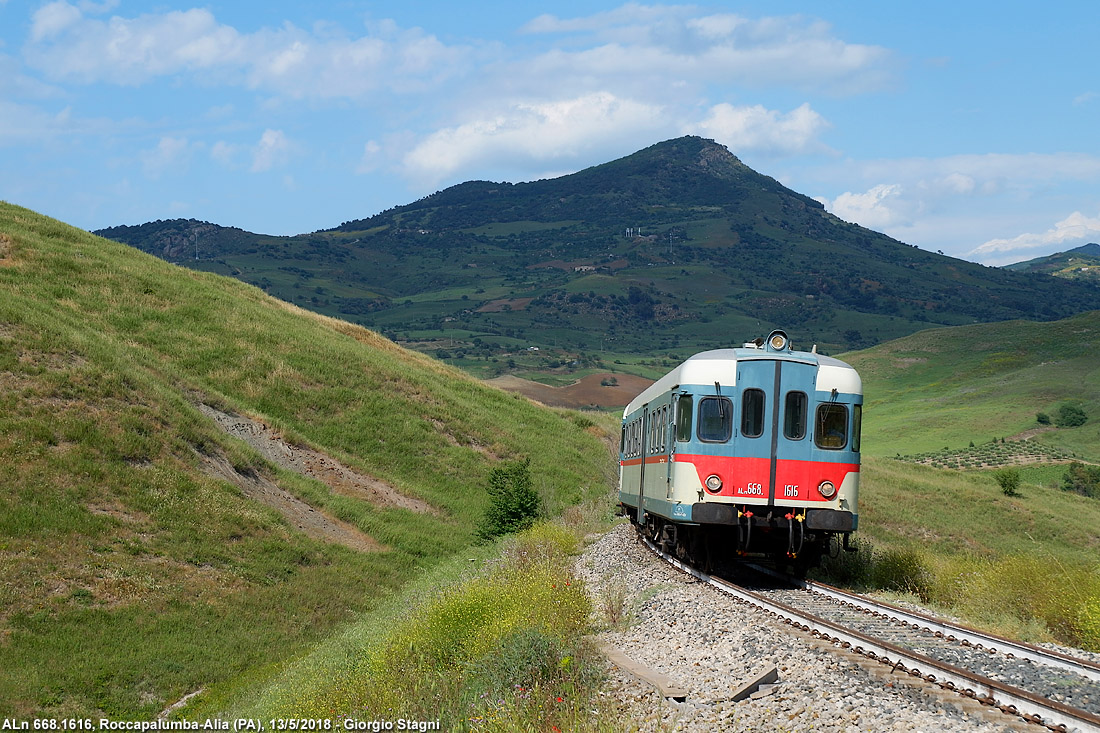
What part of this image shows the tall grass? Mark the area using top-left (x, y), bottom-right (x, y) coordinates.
top-left (238, 523), bottom-right (616, 731)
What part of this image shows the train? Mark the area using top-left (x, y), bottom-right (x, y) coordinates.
top-left (618, 330), bottom-right (862, 572)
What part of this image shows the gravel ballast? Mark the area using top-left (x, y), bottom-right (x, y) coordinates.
top-left (577, 522), bottom-right (1026, 732)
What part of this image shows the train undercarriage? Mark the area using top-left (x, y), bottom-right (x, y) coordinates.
top-left (627, 506), bottom-right (856, 576)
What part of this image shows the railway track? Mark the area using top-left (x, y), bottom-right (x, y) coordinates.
top-left (641, 534), bottom-right (1100, 733)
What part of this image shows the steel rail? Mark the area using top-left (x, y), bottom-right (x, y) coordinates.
top-left (747, 562), bottom-right (1100, 685)
top-left (642, 537), bottom-right (1100, 733)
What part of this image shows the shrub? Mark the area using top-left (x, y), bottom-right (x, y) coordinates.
top-left (994, 468), bottom-right (1021, 497)
top-left (1036, 412), bottom-right (1051, 425)
top-left (871, 547), bottom-right (933, 601)
top-left (479, 458), bottom-right (542, 540)
top-left (1055, 403), bottom-right (1088, 428)
top-left (1062, 462), bottom-right (1100, 498)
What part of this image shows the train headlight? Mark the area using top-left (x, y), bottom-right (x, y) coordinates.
top-left (705, 475), bottom-right (723, 493)
top-left (769, 332), bottom-right (788, 350)
top-left (817, 480), bottom-right (837, 499)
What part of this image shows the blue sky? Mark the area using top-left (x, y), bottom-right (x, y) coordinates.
top-left (2, 1), bottom-right (1099, 266)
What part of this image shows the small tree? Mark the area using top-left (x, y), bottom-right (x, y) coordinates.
top-left (994, 468), bottom-right (1021, 497)
top-left (1062, 462), bottom-right (1100, 498)
top-left (1036, 412), bottom-right (1051, 425)
top-left (1055, 403), bottom-right (1088, 428)
top-left (478, 458), bottom-right (542, 539)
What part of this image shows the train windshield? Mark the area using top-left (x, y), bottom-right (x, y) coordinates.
top-left (697, 397), bottom-right (732, 442)
top-left (815, 403), bottom-right (849, 450)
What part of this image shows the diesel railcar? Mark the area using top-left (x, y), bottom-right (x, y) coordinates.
top-left (619, 330), bottom-right (862, 571)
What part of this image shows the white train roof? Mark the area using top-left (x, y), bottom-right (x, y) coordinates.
top-left (624, 346), bottom-right (861, 417)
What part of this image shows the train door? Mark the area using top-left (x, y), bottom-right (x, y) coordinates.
top-left (665, 402), bottom-right (675, 499)
top-left (773, 361), bottom-right (818, 505)
top-left (733, 360), bottom-right (775, 502)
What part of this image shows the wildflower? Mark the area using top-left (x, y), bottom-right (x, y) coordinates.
top-left (556, 696), bottom-right (564, 702)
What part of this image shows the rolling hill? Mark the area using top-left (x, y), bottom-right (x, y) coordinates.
top-left (847, 310), bottom-right (1100, 459)
top-left (97, 137), bottom-right (1100, 376)
top-left (0, 201), bottom-right (614, 716)
top-left (1004, 242), bottom-right (1100, 280)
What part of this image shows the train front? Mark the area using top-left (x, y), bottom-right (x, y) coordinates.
top-left (622, 330), bottom-right (863, 569)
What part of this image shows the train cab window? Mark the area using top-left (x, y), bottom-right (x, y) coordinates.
top-left (852, 404), bottom-right (862, 453)
top-left (675, 395), bottom-right (693, 441)
top-left (620, 425), bottom-right (626, 455)
top-left (783, 391), bottom-right (807, 440)
top-left (741, 389), bottom-right (765, 438)
top-left (697, 397), bottom-right (733, 442)
top-left (815, 403), bottom-right (849, 450)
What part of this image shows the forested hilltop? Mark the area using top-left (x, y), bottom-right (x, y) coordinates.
top-left (98, 137), bottom-right (1100, 377)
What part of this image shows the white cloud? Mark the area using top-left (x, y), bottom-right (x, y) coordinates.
top-left (30, 2), bottom-right (83, 42)
top-left (401, 92), bottom-right (665, 187)
top-left (970, 211), bottom-right (1100, 261)
top-left (141, 136), bottom-right (195, 178)
top-left (1074, 91), bottom-right (1098, 106)
top-left (824, 183), bottom-right (907, 230)
top-left (688, 102), bottom-right (830, 156)
top-left (23, 4), bottom-right (470, 98)
top-left (251, 129), bottom-right (290, 172)
top-left (519, 6), bottom-right (893, 94)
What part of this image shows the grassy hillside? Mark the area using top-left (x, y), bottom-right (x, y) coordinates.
top-left (0, 202), bottom-right (616, 716)
top-left (844, 311), bottom-right (1100, 458)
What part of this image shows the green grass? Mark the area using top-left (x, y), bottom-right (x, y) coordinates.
top-left (224, 523), bottom-right (617, 731)
top-left (845, 314), bottom-right (1100, 459)
top-left (0, 202), bottom-right (616, 716)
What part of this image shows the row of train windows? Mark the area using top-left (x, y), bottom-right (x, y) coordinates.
top-left (622, 392), bottom-right (861, 456)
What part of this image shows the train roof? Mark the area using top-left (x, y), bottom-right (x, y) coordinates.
top-left (624, 344), bottom-right (861, 417)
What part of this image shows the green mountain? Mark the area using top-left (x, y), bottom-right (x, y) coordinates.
top-left (0, 201), bottom-right (612, 716)
top-left (96, 137), bottom-right (1100, 373)
top-left (1004, 242), bottom-right (1100, 280)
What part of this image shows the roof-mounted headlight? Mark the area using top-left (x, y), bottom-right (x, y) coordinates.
top-left (767, 330), bottom-right (789, 351)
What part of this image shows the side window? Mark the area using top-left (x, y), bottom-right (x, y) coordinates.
top-left (676, 395), bottom-right (693, 441)
top-left (852, 404), bottom-right (862, 453)
top-left (658, 406), bottom-right (668, 451)
top-left (815, 403), bottom-right (849, 450)
top-left (783, 391), bottom-right (807, 440)
top-left (697, 397), bottom-right (733, 442)
top-left (620, 425), bottom-right (626, 456)
top-left (741, 389), bottom-right (765, 438)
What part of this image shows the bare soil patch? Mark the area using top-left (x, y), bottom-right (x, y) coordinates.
top-left (198, 451), bottom-right (382, 553)
top-left (0, 233), bottom-right (12, 266)
top-left (1008, 426), bottom-right (1056, 442)
top-left (198, 404), bottom-right (436, 515)
top-left (487, 373), bottom-right (652, 409)
top-left (475, 297), bottom-right (534, 313)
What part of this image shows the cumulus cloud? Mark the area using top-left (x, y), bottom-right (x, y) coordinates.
top-left (23, 3), bottom-right (470, 97)
top-left (251, 129), bottom-right (290, 172)
top-left (823, 183), bottom-right (907, 230)
top-left (688, 102), bottom-right (830, 156)
top-left (401, 92), bottom-right (665, 187)
top-left (519, 6), bottom-right (893, 94)
top-left (970, 211), bottom-right (1100, 261)
top-left (141, 136), bottom-right (196, 178)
